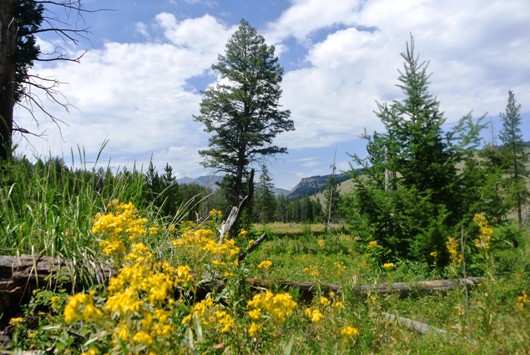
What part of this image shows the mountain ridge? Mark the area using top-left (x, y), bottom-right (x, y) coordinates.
top-left (177, 173), bottom-right (350, 199)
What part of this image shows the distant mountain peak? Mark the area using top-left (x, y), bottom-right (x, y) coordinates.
top-left (288, 173), bottom-right (349, 199)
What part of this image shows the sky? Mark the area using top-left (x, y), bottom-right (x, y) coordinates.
top-left (13, 0), bottom-right (530, 190)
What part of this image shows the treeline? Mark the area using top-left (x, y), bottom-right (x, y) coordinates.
top-left (0, 156), bottom-right (329, 226)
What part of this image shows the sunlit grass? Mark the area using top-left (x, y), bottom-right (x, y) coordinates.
top-left (1, 157), bottom-right (529, 353)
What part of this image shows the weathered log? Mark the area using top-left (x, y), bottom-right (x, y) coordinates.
top-left (0, 254), bottom-right (483, 324)
top-left (0, 255), bottom-right (115, 327)
top-left (237, 232), bottom-right (267, 262)
top-left (382, 312), bottom-right (448, 335)
top-left (243, 277), bottom-right (483, 302)
top-left (353, 277), bottom-right (483, 296)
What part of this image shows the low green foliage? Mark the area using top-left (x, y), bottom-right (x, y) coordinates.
top-left (4, 205), bottom-right (528, 353)
top-left (1, 154), bottom-right (529, 353)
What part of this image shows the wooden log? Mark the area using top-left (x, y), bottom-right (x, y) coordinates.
top-left (0, 255), bottom-right (115, 327)
top-left (243, 277), bottom-right (483, 301)
top-left (0, 254), bottom-right (483, 324)
top-left (353, 277), bottom-right (483, 296)
top-left (382, 312), bottom-right (448, 335)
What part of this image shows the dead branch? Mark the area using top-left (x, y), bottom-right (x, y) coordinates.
top-left (237, 232), bottom-right (267, 262)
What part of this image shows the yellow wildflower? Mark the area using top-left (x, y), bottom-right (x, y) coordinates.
top-left (209, 209), bottom-right (223, 220)
top-left (317, 239), bottom-right (325, 247)
top-left (333, 301), bottom-right (345, 310)
top-left (133, 331), bottom-right (153, 346)
top-left (81, 348), bottom-right (100, 355)
top-left (238, 229), bottom-right (249, 238)
top-left (333, 261), bottom-right (346, 271)
top-left (368, 240), bottom-right (378, 250)
top-left (302, 265), bottom-right (320, 277)
top-left (257, 260), bottom-right (273, 270)
top-left (515, 291), bottom-right (530, 312)
top-left (9, 317), bottom-right (23, 325)
top-left (383, 262), bottom-right (395, 269)
top-left (248, 322), bottom-right (262, 337)
top-left (247, 291), bottom-right (297, 323)
top-left (319, 296), bottom-right (330, 307)
top-left (473, 213), bottom-right (493, 250)
top-left (446, 236), bottom-right (462, 266)
top-left (304, 308), bottom-right (324, 323)
top-left (341, 325), bottom-right (359, 337)
top-left (214, 310), bottom-right (235, 333)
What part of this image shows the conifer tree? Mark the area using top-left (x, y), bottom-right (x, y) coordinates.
top-left (254, 164), bottom-right (276, 223)
top-left (194, 19), bottom-right (294, 210)
top-left (344, 37), bottom-right (480, 261)
top-left (498, 90), bottom-right (528, 228)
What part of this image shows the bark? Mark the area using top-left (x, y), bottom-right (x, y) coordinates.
top-left (0, 255), bottom-right (115, 327)
top-left (0, 1), bottom-right (17, 159)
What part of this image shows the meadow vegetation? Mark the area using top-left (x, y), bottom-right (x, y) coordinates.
top-left (1, 24), bottom-right (529, 354)
top-left (0, 156), bottom-right (529, 354)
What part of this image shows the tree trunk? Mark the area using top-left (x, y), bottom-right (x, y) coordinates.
top-left (0, 0), bottom-right (17, 160)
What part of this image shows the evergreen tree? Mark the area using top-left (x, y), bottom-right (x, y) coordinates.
top-left (323, 172), bottom-right (341, 224)
top-left (275, 194), bottom-right (289, 222)
top-left (343, 37), bottom-right (480, 262)
top-left (254, 164), bottom-right (276, 223)
top-left (194, 19), bottom-right (294, 210)
top-left (498, 90), bottom-right (528, 228)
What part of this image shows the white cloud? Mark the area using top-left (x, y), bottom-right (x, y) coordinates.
top-left (14, 14), bottom-right (234, 178)
top-left (13, 1), bottom-right (530, 189)
top-left (265, 0), bottom-right (362, 43)
top-left (271, 0), bottom-right (530, 151)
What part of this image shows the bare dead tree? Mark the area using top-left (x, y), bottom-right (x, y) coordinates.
top-left (0, 0), bottom-right (105, 159)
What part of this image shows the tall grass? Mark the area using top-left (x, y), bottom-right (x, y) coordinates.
top-left (0, 147), bottom-right (147, 285)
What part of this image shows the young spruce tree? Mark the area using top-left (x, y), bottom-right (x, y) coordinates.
top-left (344, 37), bottom-right (475, 262)
top-left (498, 90), bottom-right (528, 228)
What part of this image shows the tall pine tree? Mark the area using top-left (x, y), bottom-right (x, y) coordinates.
top-left (194, 19), bottom-right (294, 210)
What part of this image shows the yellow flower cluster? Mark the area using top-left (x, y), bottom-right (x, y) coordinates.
top-left (304, 293), bottom-right (344, 324)
top-left (257, 259), bottom-right (273, 270)
top-left (340, 325), bottom-right (360, 337)
top-left (333, 261), bottom-right (347, 272)
top-left (304, 308), bottom-right (324, 323)
top-left (92, 200), bottom-right (148, 259)
top-left (247, 291), bottom-right (297, 336)
top-left (302, 265), bottom-right (320, 277)
top-left (64, 290), bottom-right (102, 323)
top-left (473, 213), bottom-right (493, 250)
top-left (515, 291), bottom-right (529, 312)
top-left (368, 240), bottom-right (379, 250)
top-left (173, 228), bottom-right (240, 268)
top-left (446, 236), bottom-right (462, 266)
top-left (383, 262), bottom-right (395, 269)
top-left (209, 208), bottom-right (223, 220)
top-left (317, 239), bottom-right (325, 247)
top-left (182, 297), bottom-right (235, 333)
top-left (64, 240), bottom-right (194, 350)
top-left (9, 317), bottom-right (24, 325)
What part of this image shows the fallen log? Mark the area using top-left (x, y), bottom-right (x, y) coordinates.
top-left (382, 312), bottom-right (448, 335)
top-left (0, 254), bottom-right (483, 324)
top-left (243, 276), bottom-right (483, 302)
top-left (0, 255), bottom-right (115, 327)
top-left (353, 277), bottom-right (483, 296)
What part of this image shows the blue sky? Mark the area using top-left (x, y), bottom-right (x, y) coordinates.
top-left (14, 0), bottom-right (530, 189)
